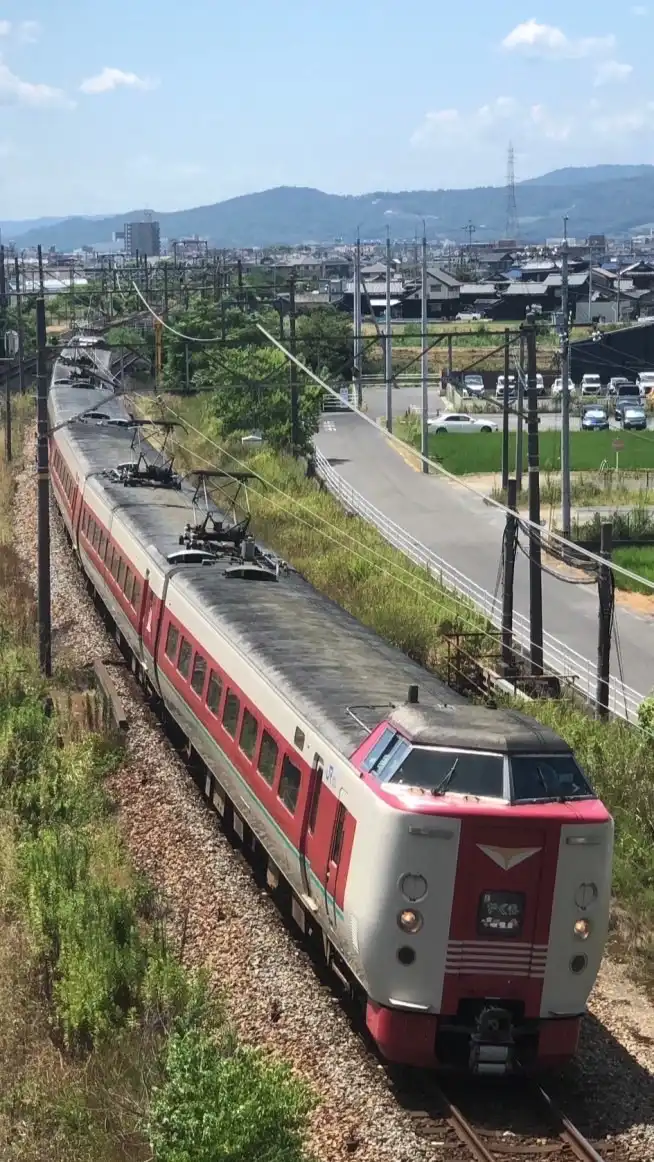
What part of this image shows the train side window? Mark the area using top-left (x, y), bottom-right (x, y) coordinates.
top-left (239, 708), bottom-right (258, 760)
top-left (331, 804), bottom-right (346, 866)
top-left (361, 727), bottom-right (398, 773)
top-left (177, 638), bottom-right (192, 680)
top-left (278, 755), bottom-right (301, 815)
top-left (257, 731), bottom-right (278, 786)
top-left (222, 690), bottom-right (240, 737)
top-left (117, 558), bottom-right (126, 588)
top-left (93, 524), bottom-right (101, 552)
top-left (124, 570), bottom-right (134, 604)
top-left (190, 653), bottom-right (207, 696)
top-left (132, 579), bottom-right (141, 607)
top-left (82, 509), bottom-right (88, 535)
top-left (308, 756), bottom-right (324, 834)
top-left (206, 670), bottom-right (223, 715)
top-left (165, 623), bottom-right (179, 661)
top-left (98, 532), bottom-right (106, 559)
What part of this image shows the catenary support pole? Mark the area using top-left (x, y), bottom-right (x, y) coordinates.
top-left (526, 315), bottom-right (544, 676)
top-left (596, 521), bottom-right (613, 720)
top-left (289, 276), bottom-right (300, 454)
top-left (561, 217), bottom-right (571, 540)
top-left (353, 232), bottom-right (362, 407)
top-left (36, 293), bottom-right (51, 677)
top-left (385, 229), bottom-right (393, 434)
top-left (501, 478), bottom-right (518, 674)
top-left (184, 342), bottom-right (190, 394)
top-left (421, 230), bottom-right (429, 474)
top-left (501, 328), bottom-right (510, 490)
top-left (14, 257), bottom-right (24, 395)
top-left (515, 332), bottom-right (525, 493)
top-left (0, 245), bottom-right (9, 463)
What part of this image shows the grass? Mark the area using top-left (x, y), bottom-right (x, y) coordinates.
top-left (0, 411), bottom-right (316, 1161)
top-left (135, 390), bottom-right (654, 973)
top-left (611, 547), bottom-right (654, 594)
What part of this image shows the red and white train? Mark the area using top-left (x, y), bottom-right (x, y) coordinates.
top-left (48, 342), bottom-right (613, 1075)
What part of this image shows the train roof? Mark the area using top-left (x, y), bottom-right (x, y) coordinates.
top-left (388, 704), bottom-right (570, 755)
top-left (48, 381), bottom-right (573, 758)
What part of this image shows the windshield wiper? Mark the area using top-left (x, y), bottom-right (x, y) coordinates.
top-left (432, 758), bottom-right (459, 796)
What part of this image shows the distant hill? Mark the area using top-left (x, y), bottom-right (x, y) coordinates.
top-left (9, 165), bottom-right (654, 249)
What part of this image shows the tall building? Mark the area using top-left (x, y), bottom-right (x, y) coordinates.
top-left (122, 219), bottom-right (160, 258)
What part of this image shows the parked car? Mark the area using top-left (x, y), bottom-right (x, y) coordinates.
top-left (619, 405), bottom-right (647, 431)
top-left (614, 382), bottom-right (641, 421)
top-left (456, 310), bottom-right (482, 322)
top-left (638, 370), bottom-right (654, 395)
top-left (495, 374), bottom-right (517, 400)
top-left (461, 373), bottom-right (485, 398)
top-left (581, 407), bottom-right (609, 431)
top-left (608, 377), bottom-right (637, 396)
top-left (580, 374), bottom-right (602, 396)
top-left (428, 412), bottom-right (498, 434)
top-left (535, 373), bottom-right (545, 394)
top-left (551, 377), bottom-right (576, 397)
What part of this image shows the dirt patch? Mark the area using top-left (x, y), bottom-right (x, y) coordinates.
top-left (615, 590), bottom-right (654, 617)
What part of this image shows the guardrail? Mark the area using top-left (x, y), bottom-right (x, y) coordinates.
top-left (314, 450), bottom-right (644, 724)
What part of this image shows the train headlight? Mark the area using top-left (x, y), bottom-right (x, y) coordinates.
top-left (398, 909), bottom-right (423, 934)
top-left (573, 919), bottom-right (591, 941)
top-left (400, 874), bottom-right (428, 903)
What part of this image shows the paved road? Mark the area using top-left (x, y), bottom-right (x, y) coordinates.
top-left (363, 386), bottom-right (654, 432)
top-left (315, 412), bottom-right (654, 701)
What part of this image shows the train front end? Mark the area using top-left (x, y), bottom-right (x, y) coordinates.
top-left (354, 701), bottom-right (613, 1075)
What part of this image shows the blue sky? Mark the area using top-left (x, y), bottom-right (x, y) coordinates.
top-left (1, 1), bottom-right (653, 219)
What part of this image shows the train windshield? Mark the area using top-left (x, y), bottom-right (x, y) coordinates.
top-left (384, 746), bottom-right (506, 799)
top-left (510, 754), bottom-right (595, 804)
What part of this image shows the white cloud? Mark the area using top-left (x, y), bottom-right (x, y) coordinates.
top-left (502, 20), bottom-right (615, 59)
top-left (18, 20), bottom-right (41, 44)
top-left (410, 108), bottom-right (460, 145)
top-left (594, 60), bottom-right (633, 86)
top-left (0, 21), bottom-right (11, 36)
top-left (529, 104), bottom-right (574, 141)
top-left (411, 98), bottom-right (518, 146)
top-left (591, 103), bottom-right (654, 134)
top-left (80, 67), bottom-right (155, 94)
top-left (0, 60), bottom-right (74, 108)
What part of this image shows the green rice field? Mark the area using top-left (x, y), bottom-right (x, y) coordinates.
top-left (421, 429), bottom-right (654, 476)
top-left (613, 546), bottom-right (654, 594)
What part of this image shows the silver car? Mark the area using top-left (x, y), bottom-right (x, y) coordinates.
top-left (429, 412), bottom-right (498, 434)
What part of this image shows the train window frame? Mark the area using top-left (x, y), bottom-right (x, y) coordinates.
top-left (124, 569), bottom-right (134, 604)
top-left (206, 670), bottom-right (223, 716)
top-left (308, 755), bottom-right (324, 834)
top-left (361, 726), bottom-right (398, 773)
top-left (177, 638), bottom-right (192, 680)
top-left (98, 532), bottom-right (107, 559)
top-left (190, 653), bottom-right (207, 697)
top-left (330, 803), bottom-right (346, 866)
top-left (132, 579), bottom-right (141, 608)
top-left (257, 730), bottom-right (279, 786)
top-left (222, 690), bottom-right (241, 738)
top-left (165, 622), bottom-right (179, 662)
top-left (117, 558), bottom-right (126, 589)
top-left (294, 726), bottom-right (305, 750)
top-left (278, 755), bottom-right (302, 815)
top-left (239, 708), bottom-right (259, 761)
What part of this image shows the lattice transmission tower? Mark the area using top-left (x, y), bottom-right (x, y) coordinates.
top-left (505, 143), bottom-right (519, 240)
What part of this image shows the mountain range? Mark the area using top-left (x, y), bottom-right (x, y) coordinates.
top-left (5, 165), bottom-right (654, 250)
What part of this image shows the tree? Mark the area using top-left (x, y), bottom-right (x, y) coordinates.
top-left (296, 307), bottom-right (353, 381)
top-left (197, 346), bottom-right (322, 455)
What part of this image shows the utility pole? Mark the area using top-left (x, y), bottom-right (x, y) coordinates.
top-left (353, 232), bottom-right (363, 407)
top-left (526, 315), bottom-right (544, 676)
top-left (560, 217), bottom-right (571, 540)
top-left (596, 521), bottom-right (613, 720)
top-left (14, 257), bottom-right (24, 395)
top-left (184, 343), bottom-right (190, 394)
top-left (36, 286), bottom-right (52, 677)
top-left (0, 245), bottom-right (9, 462)
top-left (515, 333), bottom-right (525, 493)
top-left (163, 263), bottom-right (169, 318)
top-left (501, 328), bottom-right (510, 490)
top-left (421, 228), bottom-right (429, 474)
top-left (289, 276), bottom-right (300, 455)
top-left (501, 478), bottom-right (518, 674)
top-left (385, 228), bottom-right (393, 434)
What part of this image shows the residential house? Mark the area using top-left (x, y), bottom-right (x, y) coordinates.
top-left (401, 267), bottom-right (462, 319)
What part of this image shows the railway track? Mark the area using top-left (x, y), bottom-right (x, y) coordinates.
top-left (392, 1072), bottom-right (614, 1161)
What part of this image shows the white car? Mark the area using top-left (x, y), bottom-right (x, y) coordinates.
top-left (456, 310), bottom-right (483, 321)
top-left (428, 412), bottom-right (498, 434)
top-left (495, 374), bottom-right (517, 399)
top-left (580, 374), bottom-right (602, 396)
top-left (638, 371), bottom-right (654, 396)
top-left (461, 374), bottom-right (485, 397)
top-left (551, 377), bottom-right (576, 397)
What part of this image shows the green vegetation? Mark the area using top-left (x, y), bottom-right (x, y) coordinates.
top-left (0, 411), bottom-right (315, 1159)
top-left (398, 416), bottom-right (654, 475)
top-left (612, 547), bottom-right (654, 594)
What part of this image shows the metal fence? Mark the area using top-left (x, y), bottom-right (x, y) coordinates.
top-left (314, 450), bottom-right (644, 724)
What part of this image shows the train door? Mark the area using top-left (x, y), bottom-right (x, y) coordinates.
top-left (325, 792), bottom-right (348, 926)
top-left (299, 753), bottom-right (324, 905)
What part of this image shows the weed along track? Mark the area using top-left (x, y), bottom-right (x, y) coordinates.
top-left (10, 411), bottom-right (654, 1162)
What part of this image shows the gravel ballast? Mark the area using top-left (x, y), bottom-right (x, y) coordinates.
top-left (10, 428), bottom-right (654, 1160)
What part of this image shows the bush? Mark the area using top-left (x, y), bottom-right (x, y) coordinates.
top-left (148, 1020), bottom-right (314, 1162)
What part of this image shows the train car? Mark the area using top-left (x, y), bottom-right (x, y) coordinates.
top-left (47, 360), bottom-right (614, 1076)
